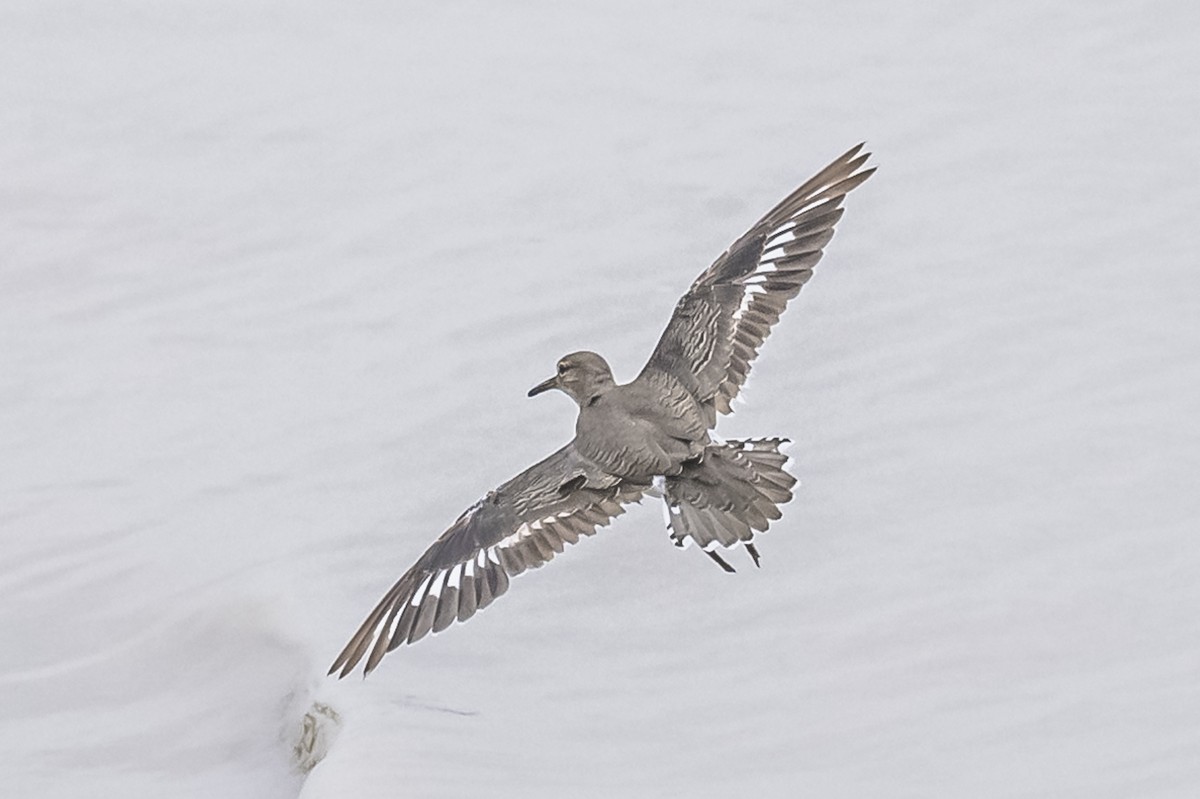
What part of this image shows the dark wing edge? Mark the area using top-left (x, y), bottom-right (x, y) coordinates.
top-left (637, 143), bottom-right (875, 416)
top-left (328, 444), bottom-right (644, 678)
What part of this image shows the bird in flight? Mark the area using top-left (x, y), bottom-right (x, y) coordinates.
top-left (330, 144), bottom-right (874, 677)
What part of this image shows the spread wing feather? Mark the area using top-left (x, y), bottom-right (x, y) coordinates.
top-left (329, 444), bottom-right (643, 677)
top-left (636, 144), bottom-right (875, 416)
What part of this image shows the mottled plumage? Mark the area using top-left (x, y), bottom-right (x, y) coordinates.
top-left (330, 145), bottom-right (874, 677)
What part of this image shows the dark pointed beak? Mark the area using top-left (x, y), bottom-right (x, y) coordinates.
top-left (527, 375), bottom-right (559, 397)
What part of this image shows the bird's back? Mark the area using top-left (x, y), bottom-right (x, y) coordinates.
top-left (572, 376), bottom-right (708, 482)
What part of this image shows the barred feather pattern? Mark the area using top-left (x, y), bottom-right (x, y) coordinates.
top-left (638, 143), bottom-right (875, 417)
top-left (663, 438), bottom-right (797, 561)
top-left (329, 448), bottom-right (644, 678)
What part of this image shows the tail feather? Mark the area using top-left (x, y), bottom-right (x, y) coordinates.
top-left (663, 438), bottom-right (797, 568)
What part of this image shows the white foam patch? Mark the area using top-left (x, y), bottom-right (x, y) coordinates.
top-left (293, 701), bottom-right (342, 774)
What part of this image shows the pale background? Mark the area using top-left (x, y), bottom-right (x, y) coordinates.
top-left (2, 1), bottom-right (1198, 797)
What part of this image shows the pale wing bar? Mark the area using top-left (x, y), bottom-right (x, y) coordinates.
top-left (329, 446), bottom-right (643, 677)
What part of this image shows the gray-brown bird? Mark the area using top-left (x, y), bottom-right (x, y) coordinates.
top-left (330, 144), bottom-right (874, 677)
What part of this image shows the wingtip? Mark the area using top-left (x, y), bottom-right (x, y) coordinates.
top-left (839, 141), bottom-right (867, 163)
top-left (328, 641), bottom-right (364, 679)
top-left (842, 142), bottom-right (876, 176)
top-left (327, 648), bottom-right (371, 680)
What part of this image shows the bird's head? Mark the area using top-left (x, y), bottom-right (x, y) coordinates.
top-left (528, 351), bottom-right (615, 406)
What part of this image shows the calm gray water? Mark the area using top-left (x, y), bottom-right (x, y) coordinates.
top-left (3, 2), bottom-right (1198, 797)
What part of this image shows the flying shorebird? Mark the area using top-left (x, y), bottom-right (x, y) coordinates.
top-left (330, 144), bottom-right (874, 677)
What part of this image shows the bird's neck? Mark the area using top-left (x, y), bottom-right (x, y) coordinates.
top-left (577, 381), bottom-right (615, 408)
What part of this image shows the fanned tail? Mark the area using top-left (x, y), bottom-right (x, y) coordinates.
top-left (663, 438), bottom-right (797, 570)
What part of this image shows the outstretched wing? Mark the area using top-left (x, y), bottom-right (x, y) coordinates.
top-left (637, 144), bottom-right (874, 417)
top-left (329, 444), bottom-right (644, 677)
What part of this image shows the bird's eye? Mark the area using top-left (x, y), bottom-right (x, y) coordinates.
top-left (557, 362), bottom-right (568, 374)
